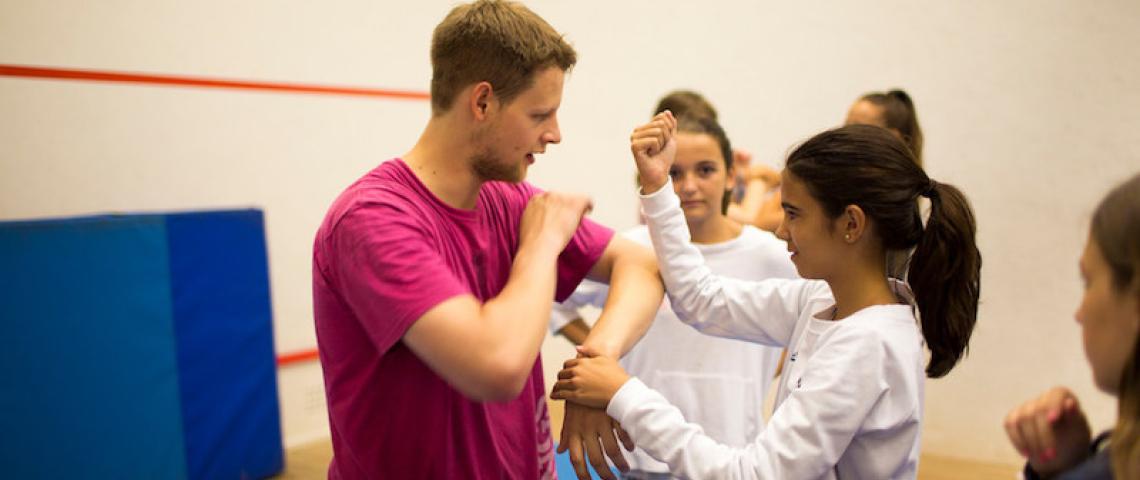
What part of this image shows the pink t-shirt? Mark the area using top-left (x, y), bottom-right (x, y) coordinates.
top-left (312, 159), bottom-right (613, 479)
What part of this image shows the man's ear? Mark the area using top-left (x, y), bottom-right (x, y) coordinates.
top-left (469, 81), bottom-right (495, 121)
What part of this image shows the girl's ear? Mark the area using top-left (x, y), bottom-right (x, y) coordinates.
top-left (841, 204), bottom-right (867, 243)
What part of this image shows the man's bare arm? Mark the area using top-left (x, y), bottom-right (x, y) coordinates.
top-left (579, 236), bottom-right (663, 358)
top-left (403, 192), bottom-right (591, 401)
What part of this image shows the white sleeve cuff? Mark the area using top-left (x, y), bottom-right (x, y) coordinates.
top-left (606, 377), bottom-right (653, 421)
top-left (549, 302), bottom-right (579, 334)
top-left (638, 179), bottom-right (680, 218)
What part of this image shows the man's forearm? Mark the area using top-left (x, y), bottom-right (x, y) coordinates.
top-left (402, 239), bottom-right (563, 401)
top-left (581, 249), bottom-right (663, 357)
top-left (479, 240), bottom-right (563, 378)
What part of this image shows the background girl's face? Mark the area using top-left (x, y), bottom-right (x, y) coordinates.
top-left (1076, 235), bottom-right (1140, 394)
top-left (669, 132), bottom-right (732, 224)
top-left (774, 171), bottom-right (846, 280)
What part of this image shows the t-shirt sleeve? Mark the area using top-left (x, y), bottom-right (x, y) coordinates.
top-left (325, 201), bottom-right (470, 353)
top-left (549, 279), bottom-right (611, 333)
top-left (555, 216), bottom-right (614, 302)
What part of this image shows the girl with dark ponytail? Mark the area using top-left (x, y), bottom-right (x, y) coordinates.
top-left (553, 115), bottom-right (981, 479)
top-left (785, 124), bottom-right (980, 377)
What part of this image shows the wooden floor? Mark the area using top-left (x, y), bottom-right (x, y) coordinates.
top-left (275, 440), bottom-right (333, 480)
top-left (276, 439), bottom-right (1020, 479)
top-left (277, 400), bottom-right (1020, 479)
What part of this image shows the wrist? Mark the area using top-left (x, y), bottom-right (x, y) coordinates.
top-left (747, 177), bottom-right (769, 187)
top-left (609, 373), bottom-right (631, 400)
top-left (580, 341), bottom-right (621, 359)
top-left (605, 376), bottom-right (642, 419)
top-left (639, 174), bottom-right (668, 195)
top-left (519, 232), bottom-right (566, 259)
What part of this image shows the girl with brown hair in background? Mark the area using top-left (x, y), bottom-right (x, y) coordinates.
top-left (1004, 173), bottom-right (1140, 479)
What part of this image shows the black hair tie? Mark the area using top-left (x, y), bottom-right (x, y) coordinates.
top-left (922, 179), bottom-right (939, 198)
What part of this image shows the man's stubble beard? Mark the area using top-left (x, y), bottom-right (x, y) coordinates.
top-left (470, 126), bottom-right (524, 183)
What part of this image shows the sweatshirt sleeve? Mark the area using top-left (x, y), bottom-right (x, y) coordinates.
top-left (607, 326), bottom-right (891, 479)
top-left (548, 279), bottom-right (610, 333)
top-left (640, 181), bottom-right (829, 347)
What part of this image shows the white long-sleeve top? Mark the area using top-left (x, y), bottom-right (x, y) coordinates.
top-left (550, 225), bottom-right (797, 474)
top-left (605, 181), bottom-right (926, 480)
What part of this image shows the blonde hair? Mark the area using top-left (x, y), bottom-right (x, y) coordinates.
top-left (429, 0), bottom-right (576, 115)
top-left (1090, 172), bottom-right (1140, 478)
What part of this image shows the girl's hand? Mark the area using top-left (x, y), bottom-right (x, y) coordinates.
top-left (731, 148), bottom-right (753, 174)
top-left (630, 111), bottom-right (677, 195)
top-left (551, 346), bottom-right (632, 409)
top-left (747, 164), bottom-right (782, 189)
top-left (1003, 386), bottom-right (1092, 476)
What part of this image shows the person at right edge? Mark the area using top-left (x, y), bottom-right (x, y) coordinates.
top-left (1004, 173), bottom-right (1140, 479)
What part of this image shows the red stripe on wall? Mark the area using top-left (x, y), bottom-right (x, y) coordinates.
top-left (277, 348), bottom-right (320, 366)
top-left (0, 64), bottom-right (430, 100)
top-left (2, 65), bottom-right (407, 368)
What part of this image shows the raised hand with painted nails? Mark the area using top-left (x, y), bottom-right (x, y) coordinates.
top-left (1003, 387), bottom-right (1092, 476)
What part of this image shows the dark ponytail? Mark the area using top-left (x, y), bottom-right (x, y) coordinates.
top-left (786, 124), bottom-right (981, 378)
top-left (908, 180), bottom-right (982, 377)
top-left (861, 89), bottom-right (924, 167)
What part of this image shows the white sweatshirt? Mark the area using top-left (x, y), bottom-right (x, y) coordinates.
top-left (551, 225), bottom-right (797, 473)
top-left (605, 181), bottom-right (926, 480)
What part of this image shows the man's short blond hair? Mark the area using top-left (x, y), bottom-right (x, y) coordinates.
top-left (430, 0), bottom-right (577, 115)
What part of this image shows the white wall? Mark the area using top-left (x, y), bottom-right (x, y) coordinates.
top-left (2, 0), bottom-right (1138, 464)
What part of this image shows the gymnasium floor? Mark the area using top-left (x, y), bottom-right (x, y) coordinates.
top-left (274, 401), bottom-right (1022, 479)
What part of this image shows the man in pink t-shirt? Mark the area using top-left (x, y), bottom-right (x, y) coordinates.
top-left (312, 1), bottom-right (665, 478)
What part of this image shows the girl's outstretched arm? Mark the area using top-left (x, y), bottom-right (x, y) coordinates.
top-left (641, 181), bottom-right (829, 346)
top-left (600, 323), bottom-right (914, 479)
top-left (628, 114), bottom-right (827, 347)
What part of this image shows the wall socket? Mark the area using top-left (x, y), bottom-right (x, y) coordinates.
top-left (278, 362), bottom-right (331, 448)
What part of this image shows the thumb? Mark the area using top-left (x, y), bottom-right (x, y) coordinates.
top-left (575, 196), bottom-right (594, 216)
top-left (575, 345), bottom-right (603, 358)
